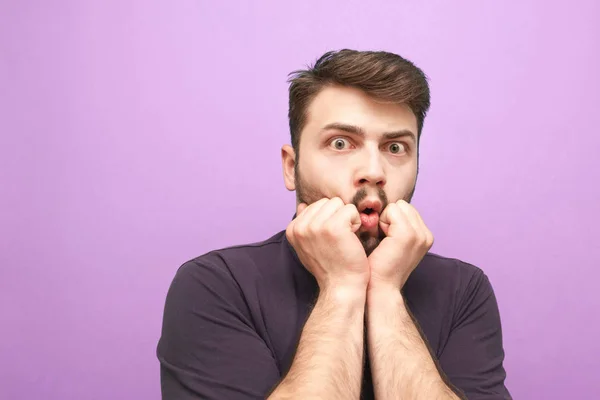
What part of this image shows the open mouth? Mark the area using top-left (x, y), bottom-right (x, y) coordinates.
top-left (358, 207), bottom-right (379, 230)
top-left (357, 200), bottom-right (383, 230)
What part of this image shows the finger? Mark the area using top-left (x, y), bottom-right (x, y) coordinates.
top-left (295, 198), bottom-right (329, 229)
top-left (289, 199), bottom-right (326, 241)
top-left (397, 201), bottom-right (432, 246)
top-left (311, 197), bottom-right (345, 227)
top-left (330, 203), bottom-right (362, 233)
top-left (379, 203), bottom-right (401, 236)
top-left (380, 202), bottom-right (413, 238)
top-left (296, 202), bottom-right (308, 216)
top-left (396, 201), bottom-right (421, 232)
top-left (378, 203), bottom-right (395, 235)
top-left (411, 207), bottom-right (434, 246)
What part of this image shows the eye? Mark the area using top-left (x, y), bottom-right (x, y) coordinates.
top-left (387, 142), bottom-right (406, 154)
top-left (330, 138), bottom-right (351, 150)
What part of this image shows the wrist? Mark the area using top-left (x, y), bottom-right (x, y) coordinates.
top-left (367, 285), bottom-right (406, 311)
top-left (320, 282), bottom-right (367, 307)
top-left (367, 272), bottom-right (406, 294)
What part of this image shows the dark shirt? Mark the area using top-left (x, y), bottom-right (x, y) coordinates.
top-left (157, 230), bottom-right (510, 399)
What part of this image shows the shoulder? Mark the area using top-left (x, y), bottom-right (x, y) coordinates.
top-left (201, 230), bottom-right (289, 268)
top-left (405, 252), bottom-right (495, 319)
top-left (163, 231), bottom-right (290, 317)
top-left (172, 230), bottom-right (292, 293)
top-left (410, 252), bottom-right (489, 290)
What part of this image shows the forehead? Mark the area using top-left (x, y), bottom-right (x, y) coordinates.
top-left (303, 85), bottom-right (418, 137)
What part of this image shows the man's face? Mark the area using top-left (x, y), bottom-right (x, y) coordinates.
top-left (282, 85), bottom-right (419, 255)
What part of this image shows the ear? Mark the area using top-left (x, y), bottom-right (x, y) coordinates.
top-left (281, 144), bottom-right (297, 191)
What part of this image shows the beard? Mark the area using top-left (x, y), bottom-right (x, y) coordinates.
top-left (294, 165), bottom-right (416, 256)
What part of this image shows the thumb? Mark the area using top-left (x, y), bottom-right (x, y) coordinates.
top-left (379, 220), bottom-right (391, 236)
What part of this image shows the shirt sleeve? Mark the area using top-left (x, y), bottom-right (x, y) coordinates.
top-left (438, 268), bottom-right (512, 399)
top-left (157, 257), bottom-right (281, 400)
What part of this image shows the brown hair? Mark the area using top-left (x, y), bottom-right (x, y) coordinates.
top-left (287, 49), bottom-right (431, 154)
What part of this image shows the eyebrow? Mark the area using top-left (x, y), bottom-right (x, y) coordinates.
top-left (321, 122), bottom-right (417, 143)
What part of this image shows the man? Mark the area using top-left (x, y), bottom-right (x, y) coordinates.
top-left (157, 49), bottom-right (510, 399)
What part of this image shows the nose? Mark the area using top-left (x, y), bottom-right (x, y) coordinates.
top-left (355, 147), bottom-right (386, 188)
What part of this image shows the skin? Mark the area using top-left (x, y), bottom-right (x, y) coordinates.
top-left (269, 85), bottom-right (461, 399)
top-left (282, 85), bottom-right (418, 255)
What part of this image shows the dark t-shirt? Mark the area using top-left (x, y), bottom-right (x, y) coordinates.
top-left (157, 230), bottom-right (510, 399)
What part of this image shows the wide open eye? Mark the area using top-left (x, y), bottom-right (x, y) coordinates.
top-left (388, 142), bottom-right (406, 154)
top-left (330, 138), bottom-right (350, 150)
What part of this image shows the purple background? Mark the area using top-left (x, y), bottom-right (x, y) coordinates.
top-left (1, 1), bottom-right (599, 399)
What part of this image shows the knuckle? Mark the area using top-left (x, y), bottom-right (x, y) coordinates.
top-left (344, 203), bottom-right (358, 214)
top-left (294, 224), bottom-right (307, 239)
top-left (427, 232), bottom-right (435, 246)
top-left (331, 197), bottom-right (344, 207)
top-left (387, 204), bottom-right (399, 218)
top-left (408, 232), bottom-right (419, 245)
top-left (304, 224), bottom-right (316, 237)
top-left (285, 225), bottom-right (294, 241)
top-left (322, 222), bottom-right (339, 238)
top-left (418, 231), bottom-right (431, 247)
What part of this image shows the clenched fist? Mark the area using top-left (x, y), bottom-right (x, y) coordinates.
top-left (367, 200), bottom-right (434, 292)
top-left (286, 198), bottom-right (370, 291)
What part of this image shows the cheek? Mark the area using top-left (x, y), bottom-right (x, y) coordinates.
top-left (302, 164), bottom-right (350, 197)
top-left (385, 167), bottom-right (418, 196)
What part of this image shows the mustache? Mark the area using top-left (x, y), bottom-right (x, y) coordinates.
top-left (351, 187), bottom-right (389, 210)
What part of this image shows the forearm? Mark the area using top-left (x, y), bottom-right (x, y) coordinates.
top-left (268, 286), bottom-right (366, 400)
top-left (367, 288), bottom-right (461, 400)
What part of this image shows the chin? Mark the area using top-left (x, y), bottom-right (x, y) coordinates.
top-left (359, 234), bottom-right (381, 256)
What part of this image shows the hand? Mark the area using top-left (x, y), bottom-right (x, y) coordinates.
top-left (367, 200), bottom-right (434, 292)
top-left (286, 198), bottom-right (370, 291)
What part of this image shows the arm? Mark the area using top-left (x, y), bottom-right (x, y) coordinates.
top-left (367, 288), bottom-right (462, 400)
top-left (158, 257), bottom-right (366, 400)
top-left (268, 285), bottom-right (366, 400)
top-left (158, 198), bottom-right (369, 400)
top-left (438, 270), bottom-right (511, 399)
top-left (274, 197), bottom-right (371, 399)
top-left (157, 259), bottom-right (282, 399)
top-left (366, 200), bottom-right (463, 399)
